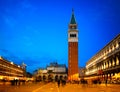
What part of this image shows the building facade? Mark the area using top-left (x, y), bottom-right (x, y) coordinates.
top-left (68, 10), bottom-right (79, 81)
top-left (85, 34), bottom-right (120, 81)
top-left (0, 56), bottom-right (26, 81)
top-left (34, 62), bottom-right (67, 82)
top-left (79, 67), bottom-right (85, 79)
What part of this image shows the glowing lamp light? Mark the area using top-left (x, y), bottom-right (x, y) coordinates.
top-left (103, 56), bottom-right (107, 60)
top-left (10, 62), bottom-right (13, 64)
top-left (0, 76), bottom-right (3, 79)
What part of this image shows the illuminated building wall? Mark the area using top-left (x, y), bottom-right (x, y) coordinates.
top-left (0, 56), bottom-right (26, 80)
top-left (34, 62), bottom-right (67, 81)
top-left (85, 34), bottom-right (120, 80)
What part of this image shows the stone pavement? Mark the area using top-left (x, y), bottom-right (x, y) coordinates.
top-left (58, 83), bottom-right (120, 92)
top-left (0, 82), bottom-right (120, 92)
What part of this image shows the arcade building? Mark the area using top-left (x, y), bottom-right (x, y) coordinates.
top-left (85, 34), bottom-right (120, 81)
top-left (34, 62), bottom-right (67, 82)
top-left (0, 56), bottom-right (26, 81)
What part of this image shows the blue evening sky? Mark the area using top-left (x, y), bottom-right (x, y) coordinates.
top-left (0, 0), bottom-right (120, 73)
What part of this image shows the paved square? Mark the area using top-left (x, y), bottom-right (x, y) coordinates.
top-left (0, 82), bottom-right (120, 92)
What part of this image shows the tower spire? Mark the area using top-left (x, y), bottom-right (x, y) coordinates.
top-left (70, 9), bottom-right (76, 24)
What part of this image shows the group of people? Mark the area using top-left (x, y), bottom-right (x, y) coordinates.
top-left (57, 79), bottom-right (66, 87)
top-left (11, 79), bottom-right (26, 86)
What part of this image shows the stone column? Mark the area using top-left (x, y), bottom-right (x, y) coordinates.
top-left (116, 56), bottom-right (119, 65)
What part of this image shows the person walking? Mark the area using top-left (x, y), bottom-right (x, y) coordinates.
top-left (57, 79), bottom-right (60, 87)
top-left (105, 79), bottom-right (107, 86)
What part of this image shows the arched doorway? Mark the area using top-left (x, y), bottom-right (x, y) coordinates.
top-left (60, 75), bottom-right (63, 80)
top-left (55, 75), bottom-right (58, 82)
top-left (48, 74), bottom-right (53, 82)
top-left (43, 75), bottom-right (46, 81)
top-left (36, 75), bottom-right (42, 82)
top-left (38, 75), bottom-right (42, 81)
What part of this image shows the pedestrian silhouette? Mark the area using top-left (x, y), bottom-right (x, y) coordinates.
top-left (57, 79), bottom-right (60, 87)
top-left (105, 79), bottom-right (107, 86)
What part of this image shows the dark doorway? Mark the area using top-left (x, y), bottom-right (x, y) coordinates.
top-left (43, 75), bottom-right (46, 81)
top-left (55, 75), bottom-right (58, 82)
top-left (60, 75), bottom-right (63, 80)
top-left (48, 74), bottom-right (53, 82)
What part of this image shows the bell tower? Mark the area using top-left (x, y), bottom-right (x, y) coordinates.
top-left (68, 10), bottom-right (79, 81)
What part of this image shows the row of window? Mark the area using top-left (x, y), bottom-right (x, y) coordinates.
top-left (0, 64), bottom-right (23, 73)
top-left (86, 56), bottom-right (120, 75)
top-left (86, 37), bottom-right (120, 68)
top-left (0, 59), bottom-right (24, 77)
top-left (0, 71), bottom-right (23, 76)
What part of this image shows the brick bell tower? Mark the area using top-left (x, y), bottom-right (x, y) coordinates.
top-left (68, 10), bottom-right (79, 81)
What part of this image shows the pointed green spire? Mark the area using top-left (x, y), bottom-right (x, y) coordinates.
top-left (70, 9), bottom-right (76, 24)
